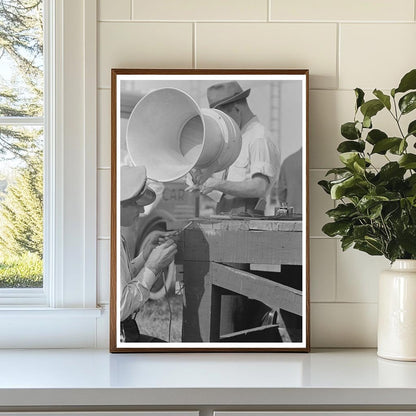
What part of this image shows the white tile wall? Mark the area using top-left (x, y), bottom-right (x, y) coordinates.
top-left (99, 0), bottom-right (131, 21)
top-left (96, 0), bottom-right (416, 347)
top-left (309, 170), bottom-right (334, 237)
top-left (97, 239), bottom-right (110, 304)
top-left (340, 24), bottom-right (416, 90)
top-left (270, 0), bottom-right (414, 22)
top-left (309, 89), bottom-right (407, 169)
top-left (196, 23), bottom-right (338, 89)
top-left (132, 0), bottom-right (268, 21)
top-left (311, 303), bottom-right (378, 347)
top-left (97, 169), bottom-right (111, 239)
top-left (98, 90), bottom-right (111, 168)
top-left (98, 22), bottom-right (193, 88)
top-left (336, 246), bottom-right (389, 303)
top-left (310, 239), bottom-right (336, 302)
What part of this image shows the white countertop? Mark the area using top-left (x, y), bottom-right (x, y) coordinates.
top-left (0, 348), bottom-right (416, 408)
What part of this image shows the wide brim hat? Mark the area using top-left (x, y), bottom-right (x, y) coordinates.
top-left (120, 165), bottom-right (156, 205)
top-left (207, 81), bottom-right (251, 109)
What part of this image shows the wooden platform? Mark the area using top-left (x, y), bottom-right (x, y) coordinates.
top-left (179, 218), bottom-right (303, 343)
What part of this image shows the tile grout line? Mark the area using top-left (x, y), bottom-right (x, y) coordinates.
top-left (336, 22), bottom-right (340, 90)
top-left (193, 22), bottom-right (197, 68)
top-left (130, 0), bottom-right (133, 20)
top-left (267, 0), bottom-right (271, 22)
top-left (334, 230), bottom-right (339, 303)
top-left (311, 301), bottom-right (378, 305)
top-left (97, 19), bottom-right (415, 24)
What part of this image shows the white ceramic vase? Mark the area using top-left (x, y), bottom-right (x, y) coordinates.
top-left (378, 259), bottom-right (416, 361)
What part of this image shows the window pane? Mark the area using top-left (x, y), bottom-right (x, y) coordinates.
top-left (0, 126), bottom-right (43, 289)
top-left (0, 0), bottom-right (44, 117)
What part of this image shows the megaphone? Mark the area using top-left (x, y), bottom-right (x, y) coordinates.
top-left (126, 88), bottom-right (242, 182)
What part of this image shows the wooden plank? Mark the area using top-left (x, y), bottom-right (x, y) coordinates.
top-left (277, 309), bottom-right (303, 343)
top-left (219, 324), bottom-right (282, 342)
top-left (250, 264), bottom-right (281, 272)
top-left (210, 285), bottom-right (222, 341)
top-left (188, 218), bottom-right (302, 232)
top-left (211, 263), bottom-right (302, 316)
top-left (182, 261), bottom-right (214, 342)
top-left (183, 229), bottom-right (302, 265)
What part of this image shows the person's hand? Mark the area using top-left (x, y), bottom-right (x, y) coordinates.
top-left (199, 177), bottom-right (223, 195)
top-left (145, 239), bottom-right (177, 276)
top-left (142, 231), bottom-right (174, 261)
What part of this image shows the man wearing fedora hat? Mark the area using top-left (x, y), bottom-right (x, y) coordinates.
top-left (198, 81), bottom-right (280, 216)
top-left (195, 82), bottom-right (281, 335)
top-left (120, 165), bottom-right (177, 342)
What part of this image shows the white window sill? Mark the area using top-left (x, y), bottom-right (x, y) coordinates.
top-left (0, 307), bottom-right (103, 348)
top-left (0, 307), bottom-right (102, 316)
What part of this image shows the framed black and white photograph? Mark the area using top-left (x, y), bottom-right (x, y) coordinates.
top-left (110, 69), bottom-right (309, 352)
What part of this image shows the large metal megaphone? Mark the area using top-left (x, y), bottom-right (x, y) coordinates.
top-left (126, 88), bottom-right (242, 182)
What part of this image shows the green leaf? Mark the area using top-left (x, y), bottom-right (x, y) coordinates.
top-left (363, 116), bottom-right (372, 129)
top-left (326, 203), bottom-right (356, 220)
top-left (399, 154), bottom-right (416, 169)
top-left (399, 92), bottom-right (416, 115)
top-left (330, 176), bottom-right (356, 199)
top-left (354, 241), bottom-right (383, 256)
top-left (341, 122), bottom-right (361, 140)
top-left (399, 139), bottom-right (407, 154)
top-left (360, 99), bottom-right (384, 119)
top-left (395, 69), bottom-right (416, 94)
top-left (386, 240), bottom-right (402, 262)
top-left (357, 195), bottom-right (389, 211)
top-left (339, 152), bottom-right (360, 167)
top-left (322, 221), bottom-right (351, 237)
top-left (407, 120), bottom-right (416, 138)
top-left (406, 174), bottom-right (416, 187)
top-left (369, 203), bottom-right (383, 220)
top-left (353, 224), bottom-right (373, 240)
top-left (378, 162), bottom-right (406, 181)
top-left (371, 137), bottom-right (402, 154)
top-left (341, 235), bottom-right (355, 251)
top-left (325, 167), bottom-right (352, 176)
top-left (389, 139), bottom-right (408, 155)
top-left (353, 158), bottom-right (366, 174)
top-left (366, 129), bottom-right (387, 145)
top-left (398, 227), bottom-right (416, 255)
top-left (318, 180), bottom-right (331, 195)
top-left (373, 89), bottom-right (391, 110)
top-left (330, 175), bottom-right (368, 200)
top-left (355, 88), bottom-right (365, 110)
top-left (337, 140), bottom-right (365, 153)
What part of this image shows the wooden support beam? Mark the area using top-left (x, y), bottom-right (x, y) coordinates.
top-left (182, 261), bottom-right (214, 342)
top-left (211, 263), bottom-right (302, 316)
top-left (219, 324), bottom-right (282, 343)
top-left (183, 228), bottom-right (302, 265)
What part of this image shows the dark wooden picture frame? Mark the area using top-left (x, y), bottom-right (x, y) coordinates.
top-left (110, 69), bottom-right (310, 352)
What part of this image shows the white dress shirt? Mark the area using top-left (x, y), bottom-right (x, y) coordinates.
top-left (120, 235), bottom-right (156, 322)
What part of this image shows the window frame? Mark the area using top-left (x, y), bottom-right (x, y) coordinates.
top-left (0, 0), bottom-right (100, 347)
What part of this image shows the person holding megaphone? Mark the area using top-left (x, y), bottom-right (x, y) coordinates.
top-left (189, 81), bottom-right (280, 216)
top-left (119, 165), bottom-right (177, 342)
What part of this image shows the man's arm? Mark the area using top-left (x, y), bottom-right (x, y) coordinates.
top-left (199, 174), bottom-right (269, 198)
top-left (129, 252), bottom-right (146, 278)
top-left (120, 267), bottom-right (154, 322)
top-left (277, 166), bottom-right (288, 204)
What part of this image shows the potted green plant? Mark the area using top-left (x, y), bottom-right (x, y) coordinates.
top-left (319, 68), bottom-right (416, 361)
